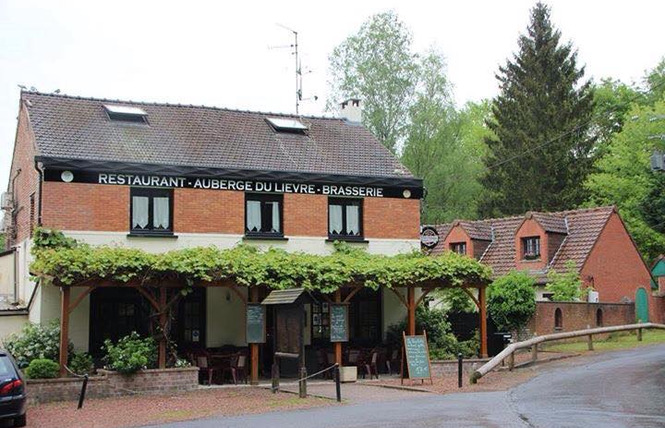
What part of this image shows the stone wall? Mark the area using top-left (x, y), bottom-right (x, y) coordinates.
top-left (26, 367), bottom-right (199, 404)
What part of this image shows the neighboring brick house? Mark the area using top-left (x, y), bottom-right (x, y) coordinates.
top-left (2, 91), bottom-right (423, 356)
top-left (429, 207), bottom-right (664, 323)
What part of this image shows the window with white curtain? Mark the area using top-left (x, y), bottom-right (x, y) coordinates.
top-left (328, 198), bottom-right (363, 239)
top-left (130, 188), bottom-right (173, 234)
top-left (245, 194), bottom-right (283, 236)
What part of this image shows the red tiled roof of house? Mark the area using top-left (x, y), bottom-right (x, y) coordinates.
top-left (429, 206), bottom-right (616, 280)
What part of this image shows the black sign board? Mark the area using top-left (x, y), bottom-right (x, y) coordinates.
top-left (246, 304), bottom-right (266, 344)
top-left (44, 169), bottom-right (424, 200)
top-left (330, 304), bottom-right (349, 343)
top-left (401, 331), bottom-right (433, 384)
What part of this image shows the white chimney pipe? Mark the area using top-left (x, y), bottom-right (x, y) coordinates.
top-left (340, 98), bottom-right (362, 123)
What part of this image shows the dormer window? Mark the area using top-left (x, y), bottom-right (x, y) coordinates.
top-left (450, 242), bottom-right (467, 255)
top-left (522, 236), bottom-right (541, 260)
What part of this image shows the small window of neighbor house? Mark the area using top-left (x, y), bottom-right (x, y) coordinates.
top-left (522, 236), bottom-right (541, 260)
top-left (554, 308), bottom-right (563, 331)
top-left (450, 242), bottom-right (467, 255)
top-left (596, 308), bottom-right (603, 327)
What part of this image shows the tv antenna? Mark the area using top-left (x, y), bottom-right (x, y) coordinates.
top-left (270, 24), bottom-right (316, 115)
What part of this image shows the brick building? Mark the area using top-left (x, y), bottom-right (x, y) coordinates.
top-left (429, 207), bottom-right (664, 323)
top-left (2, 91), bottom-right (424, 365)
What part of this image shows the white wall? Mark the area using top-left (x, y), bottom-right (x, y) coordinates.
top-left (206, 287), bottom-right (248, 347)
top-left (0, 313), bottom-right (28, 343)
top-left (0, 251), bottom-right (16, 300)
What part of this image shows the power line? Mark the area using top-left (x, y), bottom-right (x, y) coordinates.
top-left (487, 78), bottom-right (665, 170)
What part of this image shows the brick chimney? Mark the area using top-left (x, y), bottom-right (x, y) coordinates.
top-left (340, 98), bottom-right (362, 123)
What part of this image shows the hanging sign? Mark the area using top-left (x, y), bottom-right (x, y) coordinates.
top-left (330, 304), bottom-right (349, 343)
top-left (420, 226), bottom-right (440, 249)
top-left (246, 304), bottom-right (266, 344)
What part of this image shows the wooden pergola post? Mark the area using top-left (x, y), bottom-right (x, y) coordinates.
top-left (478, 285), bottom-right (488, 358)
top-left (59, 286), bottom-right (70, 377)
top-left (407, 287), bottom-right (416, 335)
top-left (250, 287), bottom-right (260, 385)
top-left (158, 287), bottom-right (167, 369)
top-left (333, 290), bottom-right (342, 365)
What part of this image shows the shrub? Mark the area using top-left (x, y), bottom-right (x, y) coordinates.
top-left (174, 358), bottom-right (192, 368)
top-left (545, 260), bottom-right (583, 301)
top-left (3, 320), bottom-right (73, 368)
top-left (69, 352), bottom-right (94, 375)
top-left (24, 358), bottom-right (60, 379)
top-left (488, 270), bottom-right (536, 333)
top-left (386, 305), bottom-right (477, 359)
top-left (103, 332), bottom-right (157, 374)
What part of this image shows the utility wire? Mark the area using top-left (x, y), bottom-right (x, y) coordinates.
top-left (486, 78), bottom-right (665, 170)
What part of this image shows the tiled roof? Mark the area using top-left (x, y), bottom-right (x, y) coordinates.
top-left (429, 207), bottom-right (616, 279)
top-left (458, 221), bottom-right (493, 241)
top-left (22, 91), bottom-right (414, 180)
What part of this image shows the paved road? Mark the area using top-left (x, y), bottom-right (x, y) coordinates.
top-left (152, 345), bottom-right (665, 428)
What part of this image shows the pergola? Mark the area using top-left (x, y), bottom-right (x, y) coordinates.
top-left (31, 237), bottom-right (491, 383)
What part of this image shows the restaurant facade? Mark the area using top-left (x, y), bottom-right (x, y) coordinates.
top-left (3, 91), bottom-right (441, 379)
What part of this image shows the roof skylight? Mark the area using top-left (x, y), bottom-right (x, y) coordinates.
top-left (104, 104), bottom-right (148, 123)
top-left (266, 117), bottom-right (308, 133)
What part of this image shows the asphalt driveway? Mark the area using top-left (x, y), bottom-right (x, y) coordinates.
top-left (150, 344), bottom-right (665, 428)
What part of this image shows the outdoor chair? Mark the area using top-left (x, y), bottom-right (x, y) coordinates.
top-left (222, 354), bottom-right (247, 384)
top-left (196, 355), bottom-right (220, 385)
top-left (386, 349), bottom-right (400, 375)
top-left (364, 352), bottom-right (379, 379)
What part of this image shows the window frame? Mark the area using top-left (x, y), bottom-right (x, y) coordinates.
top-left (244, 193), bottom-right (284, 238)
top-left (450, 242), bottom-right (467, 255)
top-left (327, 198), bottom-right (364, 241)
top-left (129, 187), bottom-right (174, 236)
top-left (522, 236), bottom-right (541, 260)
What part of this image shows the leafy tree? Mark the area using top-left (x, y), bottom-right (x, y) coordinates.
top-left (586, 101), bottom-right (665, 261)
top-left (591, 78), bottom-right (643, 154)
top-left (644, 57), bottom-right (665, 105)
top-left (433, 288), bottom-right (477, 313)
top-left (545, 260), bottom-right (583, 301)
top-left (488, 271), bottom-right (536, 333)
top-left (479, 2), bottom-right (595, 217)
top-left (328, 11), bottom-right (419, 153)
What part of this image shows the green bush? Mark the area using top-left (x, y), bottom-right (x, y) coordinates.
top-left (386, 305), bottom-right (478, 360)
top-left (488, 270), bottom-right (536, 332)
top-left (3, 320), bottom-right (73, 368)
top-left (24, 358), bottom-right (60, 379)
top-left (545, 260), bottom-right (583, 301)
top-left (69, 352), bottom-right (94, 375)
top-left (103, 332), bottom-right (157, 374)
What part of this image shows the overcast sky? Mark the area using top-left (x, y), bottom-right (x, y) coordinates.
top-left (1, 0), bottom-right (664, 187)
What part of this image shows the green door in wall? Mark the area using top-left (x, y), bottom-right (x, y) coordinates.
top-left (635, 287), bottom-right (649, 323)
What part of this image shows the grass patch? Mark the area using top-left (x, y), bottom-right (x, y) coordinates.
top-left (543, 329), bottom-right (665, 353)
top-left (155, 409), bottom-right (201, 420)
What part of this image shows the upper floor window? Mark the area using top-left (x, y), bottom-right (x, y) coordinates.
top-left (130, 188), bottom-right (173, 235)
top-left (245, 193), bottom-right (283, 237)
top-left (450, 242), bottom-right (467, 255)
top-left (328, 198), bottom-right (362, 240)
top-left (522, 236), bottom-right (541, 260)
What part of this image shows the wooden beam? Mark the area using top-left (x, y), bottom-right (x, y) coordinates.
top-left (343, 285), bottom-right (363, 304)
top-left (407, 287), bottom-right (416, 335)
top-left (59, 287), bottom-right (71, 377)
top-left (462, 288), bottom-right (480, 308)
top-left (136, 287), bottom-right (160, 311)
top-left (387, 287), bottom-right (408, 308)
top-left (68, 286), bottom-right (97, 314)
top-left (478, 286), bottom-right (488, 358)
top-left (158, 288), bottom-right (167, 369)
top-left (250, 287), bottom-right (260, 385)
top-left (415, 288), bottom-right (434, 308)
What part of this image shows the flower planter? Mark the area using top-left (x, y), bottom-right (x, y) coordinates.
top-left (339, 366), bottom-right (357, 383)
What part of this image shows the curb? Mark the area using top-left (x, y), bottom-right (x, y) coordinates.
top-left (497, 352), bottom-right (581, 371)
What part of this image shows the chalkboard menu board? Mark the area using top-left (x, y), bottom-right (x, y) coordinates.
top-left (330, 304), bottom-right (349, 342)
top-left (246, 304), bottom-right (266, 344)
top-left (402, 332), bottom-right (432, 382)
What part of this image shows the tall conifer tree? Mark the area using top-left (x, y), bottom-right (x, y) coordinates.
top-left (479, 3), bottom-right (594, 217)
